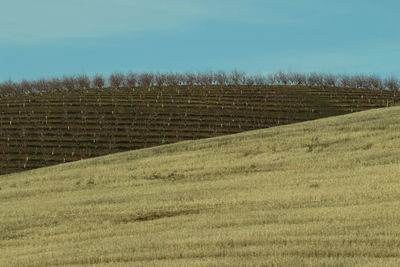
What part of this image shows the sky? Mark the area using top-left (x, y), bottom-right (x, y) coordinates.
top-left (1, 0), bottom-right (400, 82)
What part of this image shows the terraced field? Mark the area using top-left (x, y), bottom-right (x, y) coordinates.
top-left (0, 85), bottom-right (398, 175)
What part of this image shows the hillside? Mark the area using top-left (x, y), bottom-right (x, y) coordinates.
top-left (1, 106), bottom-right (400, 266)
top-left (0, 84), bottom-right (398, 175)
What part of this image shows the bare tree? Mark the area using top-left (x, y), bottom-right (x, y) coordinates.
top-left (62, 76), bottom-right (77, 91)
top-left (197, 72), bottom-right (214, 86)
top-left (366, 75), bottom-right (383, 90)
top-left (138, 72), bottom-right (154, 88)
top-left (184, 72), bottom-right (196, 86)
top-left (323, 73), bottom-right (338, 87)
top-left (288, 72), bottom-right (307, 85)
top-left (45, 78), bottom-right (63, 91)
top-left (307, 73), bottom-right (324, 87)
top-left (353, 74), bottom-right (367, 88)
top-left (230, 70), bottom-right (246, 86)
top-left (92, 75), bottom-right (105, 89)
top-left (339, 74), bottom-right (352, 88)
top-left (385, 76), bottom-right (399, 91)
top-left (126, 72), bottom-right (138, 88)
top-left (77, 74), bottom-right (91, 90)
top-left (253, 74), bottom-right (266, 85)
top-left (0, 80), bottom-right (17, 96)
top-left (12, 82), bottom-right (24, 94)
top-left (109, 72), bottom-right (126, 88)
top-left (276, 71), bottom-right (289, 85)
top-left (166, 72), bottom-right (180, 86)
top-left (154, 72), bottom-right (167, 87)
top-left (34, 78), bottom-right (51, 92)
top-left (266, 73), bottom-right (277, 85)
top-left (175, 73), bottom-right (184, 85)
top-left (195, 72), bottom-right (204, 85)
top-left (215, 71), bottom-right (228, 85)
top-left (20, 79), bottom-right (34, 94)
top-left (245, 75), bottom-right (255, 86)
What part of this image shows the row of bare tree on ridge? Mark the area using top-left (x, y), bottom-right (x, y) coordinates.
top-left (0, 71), bottom-right (399, 97)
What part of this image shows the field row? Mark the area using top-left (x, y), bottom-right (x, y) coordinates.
top-left (0, 101), bottom-right (387, 113)
top-left (2, 96), bottom-right (396, 108)
top-left (2, 90), bottom-right (396, 102)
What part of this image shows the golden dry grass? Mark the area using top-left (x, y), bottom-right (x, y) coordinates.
top-left (1, 106), bottom-right (400, 266)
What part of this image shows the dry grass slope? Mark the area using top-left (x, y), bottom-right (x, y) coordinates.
top-left (1, 106), bottom-right (400, 266)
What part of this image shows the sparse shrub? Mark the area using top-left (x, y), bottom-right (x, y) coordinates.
top-left (306, 136), bottom-right (320, 152)
top-left (363, 143), bottom-right (373, 150)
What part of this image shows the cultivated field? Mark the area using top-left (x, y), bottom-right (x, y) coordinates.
top-left (1, 106), bottom-right (400, 266)
top-left (0, 84), bottom-right (398, 175)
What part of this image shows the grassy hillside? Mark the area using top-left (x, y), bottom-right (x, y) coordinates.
top-left (1, 106), bottom-right (400, 266)
top-left (0, 84), bottom-right (398, 175)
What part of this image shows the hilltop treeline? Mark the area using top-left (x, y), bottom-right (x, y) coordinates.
top-left (0, 71), bottom-right (399, 97)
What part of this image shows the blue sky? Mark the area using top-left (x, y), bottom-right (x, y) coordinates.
top-left (1, 0), bottom-right (399, 82)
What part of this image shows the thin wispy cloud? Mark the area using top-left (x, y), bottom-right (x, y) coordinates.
top-left (0, 0), bottom-right (212, 44)
top-left (0, 0), bottom-right (399, 81)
